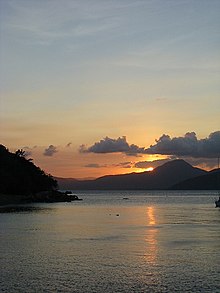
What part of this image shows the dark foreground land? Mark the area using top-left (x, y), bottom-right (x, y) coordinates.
top-left (0, 190), bottom-right (82, 206)
top-left (0, 145), bottom-right (82, 206)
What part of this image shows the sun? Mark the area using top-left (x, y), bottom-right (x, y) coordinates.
top-left (135, 167), bottom-right (154, 173)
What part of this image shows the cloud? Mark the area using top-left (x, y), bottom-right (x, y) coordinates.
top-left (21, 146), bottom-right (33, 157)
top-left (80, 131), bottom-right (220, 159)
top-left (4, 0), bottom-right (133, 45)
top-left (145, 131), bottom-right (220, 158)
top-left (79, 136), bottom-right (146, 156)
top-left (43, 145), bottom-right (58, 157)
top-left (84, 161), bottom-right (133, 169)
top-left (180, 157), bottom-right (218, 170)
top-left (134, 158), bottom-right (173, 169)
top-left (84, 163), bottom-right (105, 168)
top-left (66, 142), bottom-right (72, 148)
top-left (114, 162), bottom-right (133, 168)
top-left (85, 157), bottom-right (218, 171)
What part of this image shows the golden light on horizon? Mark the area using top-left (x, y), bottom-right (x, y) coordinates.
top-left (135, 166), bottom-right (154, 173)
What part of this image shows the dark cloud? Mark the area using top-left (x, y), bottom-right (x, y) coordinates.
top-left (43, 145), bottom-right (58, 157)
top-left (135, 158), bottom-right (172, 169)
top-left (84, 161), bottom-right (133, 169)
top-left (113, 162), bottom-right (133, 168)
top-left (80, 131), bottom-right (220, 159)
top-left (84, 163), bottom-right (106, 168)
top-left (79, 136), bottom-right (145, 156)
top-left (145, 131), bottom-right (220, 158)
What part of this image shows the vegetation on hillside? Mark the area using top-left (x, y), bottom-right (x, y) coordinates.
top-left (0, 144), bottom-right (57, 195)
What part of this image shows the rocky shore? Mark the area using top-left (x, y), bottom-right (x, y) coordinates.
top-left (0, 190), bottom-right (82, 206)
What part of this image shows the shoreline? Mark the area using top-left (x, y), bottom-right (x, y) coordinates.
top-left (0, 190), bottom-right (82, 207)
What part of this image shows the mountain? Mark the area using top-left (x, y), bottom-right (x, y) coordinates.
top-left (171, 169), bottom-right (220, 190)
top-left (55, 177), bottom-right (80, 190)
top-left (56, 159), bottom-right (207, 190)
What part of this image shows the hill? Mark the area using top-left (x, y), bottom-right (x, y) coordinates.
top-left (57, 159), bottom-right (207, 190)
top-left (0, 144), bottom-right (77, 205)
top-left (55, 177), bottom-right (80, 190)
top-left (171, 169), bottom-right (220, 190)
top-left (0, 145), bottom-right (57, 195)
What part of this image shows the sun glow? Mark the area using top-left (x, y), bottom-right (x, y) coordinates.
top-left (135, 166), bottom-right (154, 173)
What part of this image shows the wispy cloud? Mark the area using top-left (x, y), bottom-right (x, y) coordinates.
top-left (84, 163), bottom-right (106, 168)
top-left (114, 162), bottom-right (133, 168)
top-left (3, 0), bottom-right (140, 44)
top-left (84, 161), bottom-right (133, 169)
top-left (134, 158), bottom-right (172, 169)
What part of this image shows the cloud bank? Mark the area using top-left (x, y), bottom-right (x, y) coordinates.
top-left (80, 131), bottom-right (220, 159)
top-left (79, 136), bottom-right (145, 156)
top-left (43, 145), bottom-right (58, 157)
top-left (146, 131), bottom-right (220, 158)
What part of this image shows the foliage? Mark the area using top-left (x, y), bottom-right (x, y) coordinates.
top-left (0, 144), bottom-right (57, 195)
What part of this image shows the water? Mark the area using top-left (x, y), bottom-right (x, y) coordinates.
top-left (0, 191), bottom-right (219, 293)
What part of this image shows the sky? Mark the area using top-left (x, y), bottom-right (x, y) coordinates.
top-left (0, 0), bottom-right (220, 178)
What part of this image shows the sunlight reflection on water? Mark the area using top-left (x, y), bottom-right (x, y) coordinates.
top-left (0, 191), bottom-right (219, 292)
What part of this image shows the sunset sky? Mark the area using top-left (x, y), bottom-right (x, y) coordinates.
top-left (1, 0), bottom-right (220, 178)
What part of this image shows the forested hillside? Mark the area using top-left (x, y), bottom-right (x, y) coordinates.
top-left (0, 144), bottom-right (57, 195)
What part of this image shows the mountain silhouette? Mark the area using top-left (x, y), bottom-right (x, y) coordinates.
top-left (57, 159), bottom-right (207, 190)
top-left (171, 169), bottom-right (220, 190)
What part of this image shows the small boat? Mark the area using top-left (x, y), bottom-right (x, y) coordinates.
top-left (215, 196), bottom-right (220, 208)
top-left (214, 158), bottom-right (220, 207)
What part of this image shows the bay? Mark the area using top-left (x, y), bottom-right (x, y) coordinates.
top-left (0, 190), bottom-right (219, 293)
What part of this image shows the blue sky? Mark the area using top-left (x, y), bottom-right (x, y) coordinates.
top-left (1, 0), bottom-right (220, 177)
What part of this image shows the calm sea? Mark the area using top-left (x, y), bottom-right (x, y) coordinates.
top-left (0, 190), bottom-right (219, 293)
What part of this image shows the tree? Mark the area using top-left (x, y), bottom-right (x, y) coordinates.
top-left (0, 145), bottom-right (58, 195)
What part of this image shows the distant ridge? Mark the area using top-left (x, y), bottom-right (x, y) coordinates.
top-left (171, 169), bottom-right (220, 190)
top-left (55, 177), bottom-right (79, 190)
top-left (57, 159), bottom-right (207, 190)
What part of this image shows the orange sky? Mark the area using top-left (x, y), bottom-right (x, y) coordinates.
top-left (1, 1), bottom-right (219, 178)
